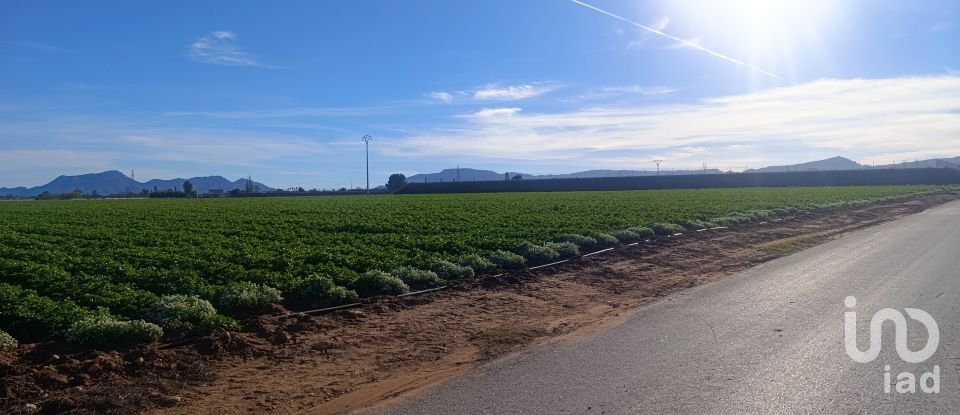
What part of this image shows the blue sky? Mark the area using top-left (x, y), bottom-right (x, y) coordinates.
top-left (2, 0), bottom-right (958, 188)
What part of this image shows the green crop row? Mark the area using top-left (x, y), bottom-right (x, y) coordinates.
top-left (0, 185), bottom-right (953, 349)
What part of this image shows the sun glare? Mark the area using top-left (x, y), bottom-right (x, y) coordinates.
top-left (662, 0), bottom-right (842, 86)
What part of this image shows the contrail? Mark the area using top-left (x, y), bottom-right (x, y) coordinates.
top-left (568, 0), bottom-right (790, 84)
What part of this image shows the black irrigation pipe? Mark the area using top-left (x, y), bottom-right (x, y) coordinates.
top-left (396, 286), bottom-right (448, 298)
top-left (527, 259), bottom-right (569, 270)
top-left (582, 247), bottom-right (614, 257)
top-left (159, 337), bottom-right (200, 350)
top-left (275, 286), bottom-right (453, 320)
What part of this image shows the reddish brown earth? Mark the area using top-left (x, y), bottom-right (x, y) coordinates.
top-left (1, 193), bottom-right (956, 415)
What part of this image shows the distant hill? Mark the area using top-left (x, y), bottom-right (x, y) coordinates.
top-left (407, 167), bottom-right (724, 183)
top-left (0, 170), bottom-right (274, 197)
top-left (408, 155), bottom-right (959, 184)
top-left (139, 176), bottom-right (273, 194)
top-left (406, 168), bottom-right (533, 183)
top-left (745, 156), bottom-right (960, 173)
top-left (745, 156), bottom-right (861, 173)
top-left (869, 157), bottom-right (960, 170)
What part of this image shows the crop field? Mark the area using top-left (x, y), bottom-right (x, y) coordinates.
top-left (0, 185), bottom-right (948, 347)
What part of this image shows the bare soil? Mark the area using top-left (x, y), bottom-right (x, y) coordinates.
top-left (1, 193), bottom-right (956, 415)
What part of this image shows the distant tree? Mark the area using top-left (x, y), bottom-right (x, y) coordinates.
top-left (153, 185), bottom-right (158, 193)
top-left (141, 189), bottom-right (150, 196)
top-left (511, 174), bottom-right (523, 181)
top-left (297, 187), bottom-right (305, 192)
top-left (229, 189), bottom-right (241, 197)
top-left (504, 172), bottom-right (509, 181)
top-left (183, 180), bottom-right (195, 195)
top-left (386, 173), bottom-right (407, 191)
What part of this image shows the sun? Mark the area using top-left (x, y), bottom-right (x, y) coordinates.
top-left (662, 0), bottom-right (843, 85)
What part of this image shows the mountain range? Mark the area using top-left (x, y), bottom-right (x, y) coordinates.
top-left (406, 167), bottom-right (725, 183)
top-left (0, 170), bottom-right (274, 198)
top-left (408, 156), bottom-right (959, 183)
top-left (3, 155), bottom-right (957, 197)
top-left (744, 156), bottom-right (960, 173)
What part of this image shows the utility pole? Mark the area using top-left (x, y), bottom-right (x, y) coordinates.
top-left (702, 162), bottom-right (707, 174)
top-left (361, 135), bottom-right (373, 195)
top-left (653, 159), bottom-right (663, 176)
top-left (457, 165), bottom-right (460, 182)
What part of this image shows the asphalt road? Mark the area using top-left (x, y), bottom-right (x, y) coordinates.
top-left (377, 200), bottom-right (960, 414)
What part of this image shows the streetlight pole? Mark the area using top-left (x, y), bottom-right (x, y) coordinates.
top-left (362, 135), bottom-right (373, 195)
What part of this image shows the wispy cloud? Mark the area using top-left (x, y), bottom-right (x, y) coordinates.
top-left (382, 76), bottom-right (960, 168)
top-left (473, 83), bottom-right (558, 101)
top-left (568, 0), bottom-right (790, 84)
top-left (188, 31), bottom-right (278, 68)
top-left (118, 128), bottom-right (327, 164)
top-left (425, 91), bottom-right (453, 103)
top-left (424, 84), bottom-right (558, 104)
top-left (565, 85), bottom-right (675, 102)
top-left (930, 22), bottom-right (952, 32)
top-left (466, 107), bottom-right (523, 120)
top-left (10, 41), bottom-right (69, 53)
top-left (625, 16), bottom-right (671, 50)
top-left (0, 118), bottom-right (330, 172)
top-left (650, 16), bottom-right (670, 32)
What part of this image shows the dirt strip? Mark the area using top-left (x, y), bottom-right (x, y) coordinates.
top-left (1, 193), bottom-right (957, 415)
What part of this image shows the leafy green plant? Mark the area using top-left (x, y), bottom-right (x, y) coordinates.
top-left (146, 294), bottom-right (238, 334)
top-left (544, 241), bottom-right (580, 258)
top-left (392, 266), bottom-right (446, 290)
top-left (650, 222), bottom-right (685, 235)
top-left (65, 315), bottom-right (163, 348)
top-left (431, 260), bottom-right (475, 280)
top-left (677, 219), bottom-right (708, 230)
top-left (199, 314), bottom-right (243, 333)
top-left (748, 209), bottom-right (775, 220)
top-left (612, 229), bottom-right (640, 243)
top-left (216, 282), bottom-right (283, 313)
top-left (0, 283), bottom-right (91, 339)
top-left (288, 274), bottom-right (359, 308)
top-left (557, 234), bottom-right (597, 249)
top-left (488, 250), bottom-right (526, 269)
top-left (516, 242), bottom-right (559, 265)
top-left (0, 329), bottom-right (17, 353)
top-left (457, 254), bottom-right (495, 272)
top-left (588, 233), bottom-right (619, 247)
top-left (326, 286), bottom-right (360, 306)
top-left (710, 217), bottom-right (737, 226)
top-left (628, 226), bottom-right (655, 239)
top-left (352, 270), bottom-right (409, 297)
